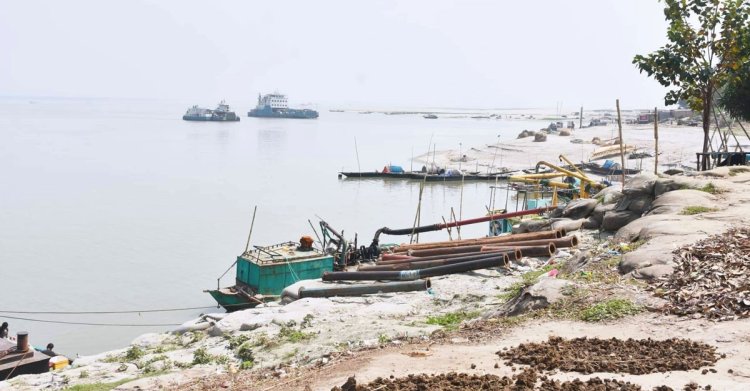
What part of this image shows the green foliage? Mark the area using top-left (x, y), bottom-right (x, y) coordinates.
top-left (79, 370), bottom-right (89, 379)
top-left (729, 167), bottom-right (750, 176)
top-left (64, 378), bottom-right (133, 391)
top-left (377, 334), bottom-right (391, 345)
top-left (719, 64), bottom-right (750, 120)
top-left (497, 264), bottom-right (560, 301)
top-left (124, 346), bottom-right (144, 362)
top-left (426, 311), bottom-right (481, 330)
top-left (681, 205), bottom-right (717, 214)
top-left (632, 0), bottom-right (750, 152)
top-left (226, 334), bottom-right (251, 350)
top-left (240, 360), bottom-right (255, 370)
top-left (579, 299), bottom-right (642, 322)
top-left (697, 182), bottom-right (721, 194)
top-left (236, 342), bottom-right (255, 362)
top-left (192, 347), bottom-right (213, 365)
top-left (278, 326), bottom-right (314, 343)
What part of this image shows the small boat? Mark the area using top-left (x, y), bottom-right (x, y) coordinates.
top-left (582, 160), bottom-right (641, 176)
top-left (0, 334), bottom-right (53, 380)
top-left (590, 144), bottom-right (636, 160)
top-left (206, 238), bottom-right (334, 311)
top-left (183, 101), bottom-right (240, 121)
top-left (423, 114), bottom-right (438, 119)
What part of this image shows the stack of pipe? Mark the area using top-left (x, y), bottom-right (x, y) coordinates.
top-left (324, 229), bottom-right (575, 282)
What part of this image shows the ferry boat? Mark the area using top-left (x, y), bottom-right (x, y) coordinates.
top-left (183, 101), bottom-right (240, 121)
top-left (247, 93), bottom-right (319, 119)
top-left (205, 237), bottom-right (334, 311)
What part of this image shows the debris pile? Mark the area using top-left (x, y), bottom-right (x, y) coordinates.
top-left (497, 336), bottom-right (718, 375)
top-left (331, 369), bottom-right (699, 390)
top-left (650, 228), bottom-right (750, 320)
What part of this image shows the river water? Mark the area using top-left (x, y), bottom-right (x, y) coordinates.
top-left (0, 97), bottom-right (549, 356)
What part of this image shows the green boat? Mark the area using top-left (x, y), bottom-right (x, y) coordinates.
top-left (206, 239), bottom-right (335, 312)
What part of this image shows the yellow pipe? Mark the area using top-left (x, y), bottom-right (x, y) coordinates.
top-left (535, 161), bottom-right (594, 183)
top-left (558, 155), bottom-right (587, 178)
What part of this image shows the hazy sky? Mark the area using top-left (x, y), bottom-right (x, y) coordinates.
top-left (0, 0), bottom-right (672, 109)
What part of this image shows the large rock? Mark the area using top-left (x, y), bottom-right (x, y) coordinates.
top-left (562, 198), bottom-right (599, 219)
top-left (534, 133), bottom-right (547, 142)
top-left (515, 219), bottom-right (552, 233)
top-left (551, 218), bottom-right (584, 233)
top-left (653, 176), bottom-right (702, 197)
top-left (631, 264), bottom-right (675, 280)
top-left (622, 174), bottom-right (658, 198)
top-left (489, 278), bottom-right (574, 317)
top-left (592, 186), bottom-right (623, 205)
top-left (614, 214), bottom-right (728, 243)
top-left (615, 194), bottom-right (652, 214)
top-left (647, 189), bottom-right (717, 215)
top-left (601, 210), bottom-right (640, 232)
top-left (517, 130), bottom-right (535, 139)
top-left (590, 203), bottom-right (614, 225)
top-left (581, 216), bottom-right (600, 229)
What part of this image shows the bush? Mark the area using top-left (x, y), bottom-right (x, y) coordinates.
top-left (124, 346), bottom-right (144, 361)
top-left (192, 347), bottom-right (213, 365)
top-left (579, 299), bottom-right (641, 322)
top-left (426, 311), bottom-right (481, 330)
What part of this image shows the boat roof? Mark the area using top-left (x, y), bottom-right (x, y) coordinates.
top-left (239, 241), bottom-right (328, 264)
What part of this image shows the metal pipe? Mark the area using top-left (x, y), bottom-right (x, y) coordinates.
top-left (370, 206), bottom-right (554, 245)
top-left (298, 280), bottom-right (431, 298)
top-left (322, 255), bottom-right (508, 281)
top-left (380, 254), bottom-right (415, 261)
top-left (481, 243), bottom-right (556, 258)
top-left (376, 249), bottom-right (512, 265)
top-left (407, 236), bottom-right (577, 257)
top-left (392, 230), bottom-right (562, 252)
top-left (362, 251), bottom-right (516, 271)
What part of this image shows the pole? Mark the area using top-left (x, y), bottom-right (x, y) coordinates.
top-left (458, 175), bottom-right (464, 240)
top-left (409, 181), bottom-right (425, 244)
top-left (579, 106), bottom-right (583, 129)
top-left (616, 99), bottom-right (625, 190)
top-left (244, 206), bottom-right (258, 253)
top-left (410, 146), bottom-right (414, 172)
top-left (654, 107), bottom-right (659, 175)
top-left (354, 136), bottom-right (361, 174)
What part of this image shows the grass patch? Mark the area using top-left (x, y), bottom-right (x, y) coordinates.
top-left (579, 299), bottom-right (642, 322)
top-left (124, 345), bottom-right (144, 362)
top-left (192, 347), bottom-right (213, 365)
top-left (64, 378), bottom-right (133, 391)
top-left (696, 182), bottom-right (721, 194)
top-left (729, 167), bottom-right (750, 176)
top-left (497, 264), bottom-right (560, 302)
top-left (681, 206), bottom-right (717, 215)
top-left (278, 326), bottom-right (314, 343)
top-left (426, 311), bottom-right (481, 331)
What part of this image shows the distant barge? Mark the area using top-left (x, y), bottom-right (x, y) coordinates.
top-left (338, 171), bottom-right (511, 182)
top-left (248, 93), bottom-right (319, 119)
top-left (183, 101), bottom-right (240, 121)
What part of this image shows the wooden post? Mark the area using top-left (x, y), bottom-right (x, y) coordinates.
top-left (244, 205), bottom-right (258, 253)
top-left (354, 137), bottom-right (361, 174)
top-left (653, 107), bottom-right (659, 175)
top-left (616, 99), bottom-right (626, 190)
top-left (579, 106), bottom-right (583, 129)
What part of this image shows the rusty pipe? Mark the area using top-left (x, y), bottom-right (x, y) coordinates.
top-left (380, 254), bottom-right (415, 261)
top-left (322, 255), bottom-right (508, 281)
top-left (298, 280), bottom-right (431, 298)
top-left (392, 230), bottom-right (563, 252)
top-left (16, 332), bottom-right (29, 352)
top-left (481, 243), bottom-right (556, 258)
top-left (361, 252), bottom-right (515, 271)
top-left (407, 236), bottom-right (577, 257)
top-left (376, 248), bottom-right (513, 265)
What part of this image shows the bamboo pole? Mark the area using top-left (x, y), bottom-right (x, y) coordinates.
top-left (244, 206), bottom-right (258, 253)
top-left (654, 107), bottom-right (659, 175)
top-left (616, 99), bottom-right (625, 190)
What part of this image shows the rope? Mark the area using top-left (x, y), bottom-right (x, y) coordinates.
top-left (4, 349), bottom-right (32, 381)
top-left (0, 315), bottom-right (180, 327)
top-left (0, 305), bottom-right (220, 315)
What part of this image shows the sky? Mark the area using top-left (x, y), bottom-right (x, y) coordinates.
top-left (0, 0), bottom-right (673, 109)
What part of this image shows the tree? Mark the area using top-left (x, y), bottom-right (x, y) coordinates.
top-left (633, 0), bottom-right (750, 168)
top-left (719, 30), bottom-right (750, 121)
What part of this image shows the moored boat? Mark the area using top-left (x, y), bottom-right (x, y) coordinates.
top-left (183, 101), bottom-right (240, 121)
top-left (206, 238), bottom-right (334, 311)
top-left (247, 93), bottom-right (319, 119)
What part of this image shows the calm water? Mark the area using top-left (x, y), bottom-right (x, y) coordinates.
top-left (0, 98), bottom-right (548, 355)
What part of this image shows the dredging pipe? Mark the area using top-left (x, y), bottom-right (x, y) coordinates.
top-left (392, 229), bottom-right (563, 252)
top-left (360, 252), bottom-right (516, 271)
top-left (408, 236), bottom-right (577, 257)
top-left (370, 206), bottom-right (554, 247)
top-left (481, 243), bottom-right (556, 258)
top-left (376, 248), bottom-right (517, 266)
top-left (322, 255), bottom-right (508, 281)
top-left (298, 280), bottom-right (431, 298)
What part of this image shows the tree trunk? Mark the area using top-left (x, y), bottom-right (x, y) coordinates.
top-left (701, 86), bottom-right (713, 170)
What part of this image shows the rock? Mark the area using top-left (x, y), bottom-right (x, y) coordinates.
top-left (618, 240), bottom-right (683, 274)
top-left (663, 169), bottom-right (683, 176)
top-left (590, 203), bottom-right (614, 225)
top-left (517, 130), bottom-right (535, 139)
top-left (130, 333), bottom-right (165, 349)
top-left (581, 216), bottom-right (600, 229)
top-left (559, 130), bottom-right (571, 136)
top-left (601, 210), bottom-right (640, 232)
top-left (534, 133), bottom-right (547, 142)
top-left (491, 278), bottom-right (574, 317)
top-left (614, 214), bottom-right (727, 243)
top-left (622, 174), bottom-right (658, 198)
top-left (548, 205), bottom-right (565, 219)
top-left (615, 194), bottom-right (652, 214)
top-left (592, 137), bottom-right (602, 145)
top-left (560, 251), bottom-right (590, 275)
top-left (592, 186), bottom-right (623, 205)
top-left (647, 189), bottom-right (717, 215)
top-left (551, 218), bottom-right (584, 233)
top-left (631, 264), bottom-right (675, 280)
top-left (516, 219), bottom-right (552, 233)
top-left (653, 177), bottom-right (700, 196)
top-left (207, 326), bottom-right (225, 337)
top-left (561, 199), bottom-right (599, 219)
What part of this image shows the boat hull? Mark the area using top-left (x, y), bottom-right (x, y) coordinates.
top-left (183, 115), bottom-right (240, 122)
top-left (248, 107), bottom-right (319, 119)
top-left (206, 287), bottom-right (268, 312)
top-left (339, 172), bottom-right (511, 182)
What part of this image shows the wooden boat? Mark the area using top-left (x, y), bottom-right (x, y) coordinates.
top-left (338, 171), bottom-right (511, 182)
top-left (582, 161), bottom-right (641, 176)
top-left (0, 335), bottom-right (52, 380)
top-left (590, 144), bottom-right (636, 160)
top-left (206, 240), bottom-right (334, 311)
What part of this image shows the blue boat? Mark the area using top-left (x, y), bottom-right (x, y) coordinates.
top-left (183, 101), bottom-right (240, 121)
top-left (247, 93), bottom-right (319, 119)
